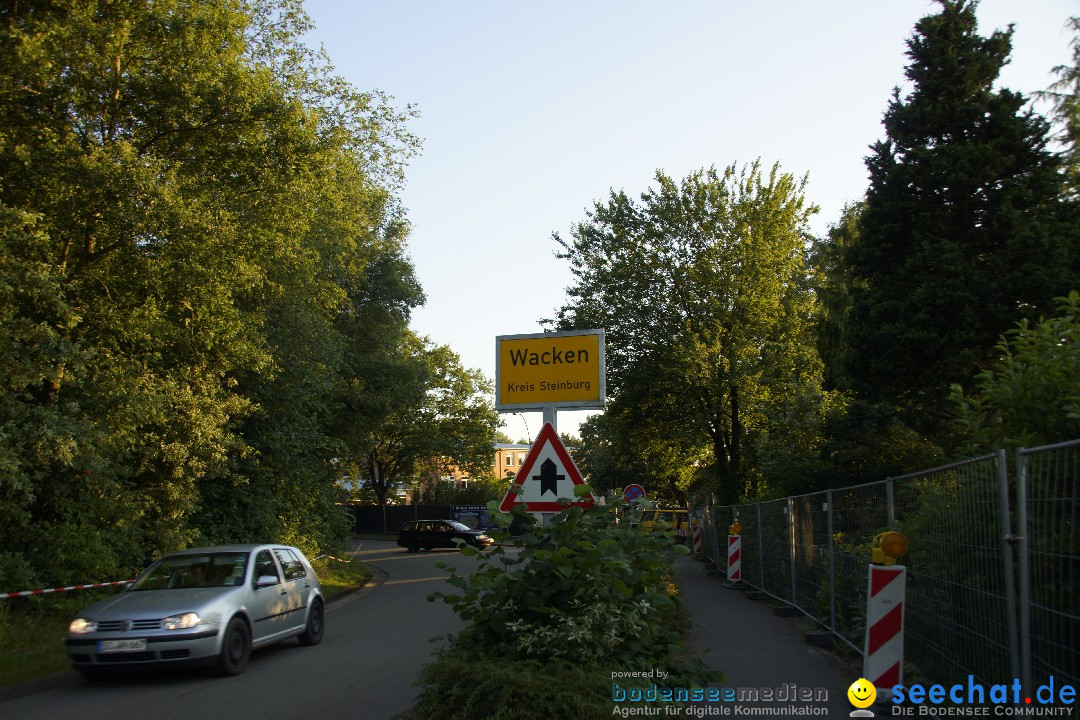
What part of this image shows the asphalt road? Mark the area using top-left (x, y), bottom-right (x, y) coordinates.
top-left (0, 539), bottom-right (478, 720)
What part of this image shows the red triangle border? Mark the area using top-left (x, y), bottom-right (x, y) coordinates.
top-left (498, 423), bottom-right (594, 512)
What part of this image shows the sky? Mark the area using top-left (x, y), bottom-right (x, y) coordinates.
top-left (301, 0), bottom-right (1077, 444)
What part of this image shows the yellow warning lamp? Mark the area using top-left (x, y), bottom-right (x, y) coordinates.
top-left (871, 531), bottom-right (908, 566)
top-left (728, 519), bottom-right (742, 536)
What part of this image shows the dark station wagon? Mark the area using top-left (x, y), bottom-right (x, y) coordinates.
top-left (396, 520), bottom-right (494, 552)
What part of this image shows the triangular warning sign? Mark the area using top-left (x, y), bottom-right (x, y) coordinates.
top-left (498, 423), bottom-right (595, 512)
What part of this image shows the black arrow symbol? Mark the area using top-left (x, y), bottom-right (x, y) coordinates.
top-left (533, 458), bottom-right (564, 496)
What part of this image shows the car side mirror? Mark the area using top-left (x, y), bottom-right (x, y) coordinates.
top-left (255, 575), bottom-right (279, 588)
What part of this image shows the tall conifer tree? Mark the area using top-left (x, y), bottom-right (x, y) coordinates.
top-left (842, 0), bottom-right (1077, 434)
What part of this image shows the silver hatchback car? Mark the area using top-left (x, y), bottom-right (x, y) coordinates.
top-left (65, 544), bottom-right (324, 679)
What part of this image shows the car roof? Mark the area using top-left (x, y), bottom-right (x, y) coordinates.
top-left (160, 544), bottom-right (298, 556)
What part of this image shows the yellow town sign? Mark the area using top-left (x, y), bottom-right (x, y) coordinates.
top-left (495, 329), bottom-right (605, 410)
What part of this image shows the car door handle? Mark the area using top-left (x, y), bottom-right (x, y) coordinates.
top-left (280, 588), bottom-right (288, 595)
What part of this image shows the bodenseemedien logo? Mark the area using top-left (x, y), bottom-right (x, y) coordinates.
top-left (609, 675), bottom-right (830, 716)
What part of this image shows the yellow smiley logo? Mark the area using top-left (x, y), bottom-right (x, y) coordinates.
top-left (847, 678), bottom-right (876, 709)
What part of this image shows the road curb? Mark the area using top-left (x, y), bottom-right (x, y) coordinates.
top-left (326, 562), bottom-right (388, 611)
top-left (0, 668), bottom-right (80, 704)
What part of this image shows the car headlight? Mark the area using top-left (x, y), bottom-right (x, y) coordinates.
top-left (69, 618), bottom-right (97, 634)
top-left (161, 612), bottom-right (201, 630)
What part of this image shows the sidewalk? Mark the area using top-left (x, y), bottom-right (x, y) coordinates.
top-left (672, 553), bottom-right (859, 716)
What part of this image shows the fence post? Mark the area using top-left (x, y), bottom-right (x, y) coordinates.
top-left (827, 490), bottom-right (836, 633)
top-left (710, 506), bottom-right (722, 567)
top-left (1015, 447), bottom-right (1032, 696)
top-left (757, 503), bottom-right (765, 593)
top-left (886, 477), bottom-right (895, 528)
top-left (787, 497), bottom-right (797, 605)
top-left (995, 448), bottom-right (1021, 683)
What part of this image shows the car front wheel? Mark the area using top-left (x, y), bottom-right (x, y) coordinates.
top-left (298, 599), bottom-right (324, 646)
top-left (216, 617), bottom-right (251, 676)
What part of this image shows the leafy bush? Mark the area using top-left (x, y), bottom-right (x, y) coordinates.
top-left (951, 291), bottom-right (1080, 452)
top-left (428, 493), bottom-right (715, 684)
top-left (396, 653), bottom-right (617, 720)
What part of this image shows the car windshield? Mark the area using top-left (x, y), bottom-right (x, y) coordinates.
top-left (129, 552), bottom-right (249, 590)
top-left (447, 521), bottom-right (473, 532)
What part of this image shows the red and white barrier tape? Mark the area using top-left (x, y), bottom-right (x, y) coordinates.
top-left (3, 579), bottom-right (132, 600)
top-left (315, 546), bottom-right (363, 564)
top-left (6, 546), bottom-right (362, 599)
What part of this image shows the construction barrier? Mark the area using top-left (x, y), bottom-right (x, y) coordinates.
top-left (863, 564), bottom-right (907, 689)
top-left (727, 534), bottom-right (742, 582)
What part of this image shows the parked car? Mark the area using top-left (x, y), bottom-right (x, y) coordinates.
top-left (396, 519), bottom-right (494, 552)
top-left (66, 544), bottom-right (324, 679)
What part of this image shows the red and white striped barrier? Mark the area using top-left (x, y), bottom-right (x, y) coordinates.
top-left (863, 564), bottom-right (907, 689)
top-left (3, 579), bottom-right (132, 600)
top-left (727, 535), bottom-right (742, 582)
top-left (691, 525), bottom-right (702, 554)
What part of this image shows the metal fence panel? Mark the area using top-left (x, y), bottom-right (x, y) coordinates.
top-left (790, 491), bottom-right (831, 626)
top-left (829, 481), bottom-right (889, 652)
top-left (1017, 439), bottom-right (1080, 693)
top-left (697, 440), bottom-right (1080, 688)
top-left (756, 499), bottom-right (790, 600)
top-left (892, 454), bottom-right (1014, 686)
top-left (702, 505), bottom-right (725, 569)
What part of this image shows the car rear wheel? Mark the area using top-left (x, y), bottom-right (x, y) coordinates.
top-left (298, 599), bottom-right (324, 646)
top-left (216, 617), bottom-right (251, 676)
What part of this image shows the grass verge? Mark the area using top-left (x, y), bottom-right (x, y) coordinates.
top-left (0, 605), bottom-right (73, 687)
top-left (311, 554), bottom-right (373, 603)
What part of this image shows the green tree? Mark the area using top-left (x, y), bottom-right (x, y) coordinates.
top-left (0, 0), bottom-right (419, 583)
top-left (811, 202), bottom-right (863, 392)
top-left (552, 162), bottom-right (822, 504)
top-left (413, 473), bottom-right (504, 506)
top-left (336, 334), bottom-right (500, 530)
top-left (810, 204), bottom-right (946, 489)
top-left (1038, 17), bottom-right (1080, 195)
top-left (951, 291), bottom-right (1080, 452)
top-left (843, 0), bottom-right (1077, 436)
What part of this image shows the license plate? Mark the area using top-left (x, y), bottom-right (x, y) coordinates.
top-left (97, 639), bottom-right (148, 653)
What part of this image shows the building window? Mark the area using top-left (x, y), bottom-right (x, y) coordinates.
top-left (506, 453), bottom-right (514, 466)
top-left (460, 478), bottom-right (469, 489)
